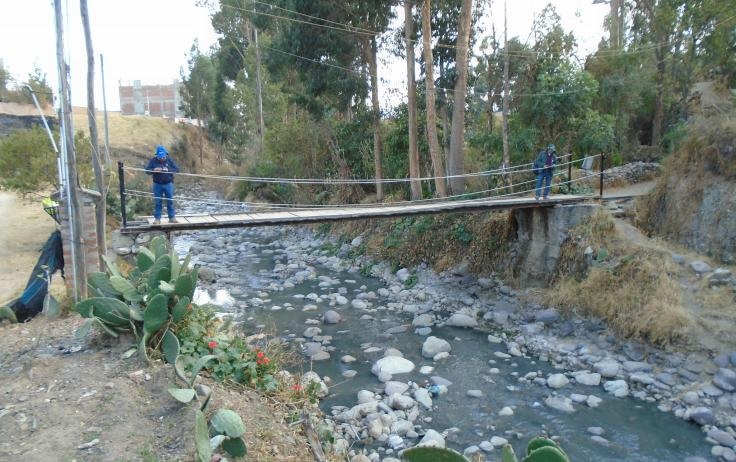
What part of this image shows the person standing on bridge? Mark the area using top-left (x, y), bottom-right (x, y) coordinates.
top-left (534, 143), bottom-right (557, 200)
top-left (145, 145), bottom-right (179, 224)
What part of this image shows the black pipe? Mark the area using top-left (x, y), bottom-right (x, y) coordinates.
top-left (118, 161), bottom-right (127, 228)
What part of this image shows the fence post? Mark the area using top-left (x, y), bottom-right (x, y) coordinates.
top-left (599, 153), bottom-right (605, 198)
top-left (118, 161), bottom-right (127, 228)
top-left (567, 154), bottom-right (572, 194)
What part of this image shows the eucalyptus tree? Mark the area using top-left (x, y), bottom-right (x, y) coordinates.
top-left (180, 43), bottom-right (216, 166)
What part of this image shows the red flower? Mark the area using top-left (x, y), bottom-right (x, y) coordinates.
top-left (292, 384), bottom-right (303, 392)
top-left (256, 356), bottom-right (270, 366)
top-left (256, 351), bottom-right (265, 359)
top-left (208, 341), bottom-right (218, 349)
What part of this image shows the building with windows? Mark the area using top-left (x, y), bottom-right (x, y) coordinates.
top-left (118, 80), bottom-right (182, 118)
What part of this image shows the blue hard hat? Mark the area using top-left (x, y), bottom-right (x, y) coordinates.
top-left (155, 145), bottom-right (168, 158)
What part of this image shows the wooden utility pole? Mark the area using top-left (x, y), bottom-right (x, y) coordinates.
top-left (422, 0), bottom-right (447, 197)
top-left (80, 0), bottom-right (106, 269)
top-left (501, 0), bottom-right (511, 190)
top-left (405, 1), bottom-right (422, 201)
top-left (54, 0), bottom-right (86, 299)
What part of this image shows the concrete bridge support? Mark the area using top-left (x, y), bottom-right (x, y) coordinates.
top-left (512, 203), bottom-right (600, 287)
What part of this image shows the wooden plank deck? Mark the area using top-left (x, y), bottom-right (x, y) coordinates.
top-left (122, 194), bottom-right (592, 234)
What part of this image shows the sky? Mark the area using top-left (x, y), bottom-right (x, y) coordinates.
top-left (0, 0), bottom-right (608, 112)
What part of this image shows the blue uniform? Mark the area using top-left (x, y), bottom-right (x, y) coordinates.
top-left (145, 155), bottom-right (179, 220)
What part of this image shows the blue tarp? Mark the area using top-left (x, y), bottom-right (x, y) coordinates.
top-left (7, 230), bottom-right (64, 322)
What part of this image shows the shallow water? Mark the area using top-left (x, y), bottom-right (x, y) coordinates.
top-left (175, 227), bottom-right (712, 461)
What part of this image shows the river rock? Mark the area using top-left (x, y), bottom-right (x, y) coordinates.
top-left (586, 395), bottom-right (603, 407)
top-left (396, 268), bottom-right (411, 282)
top-left (358, 390), bottom-right (375, 404)
top-left (446, 313), bottom-right (478, 328)
top-left (690, 261), bottom-right (712, 274)
top-left (713, 368), bottom-right (736, 392)
top-left (352, 299), bottom-right (368, 309)
top-left (466, 390), bottom-right (483, 398)
top-left (322, 310), bottom-right (342, 324)
top-left (301, 371), bottom-right (328, 398)
top-left (587, 427), bottom-right (605, 436)
top-left (335, 295), bottom-right (349, 305)
top-left (422, 336), bottom-right (451, 358)
top-left (414, 388), bottom-right (433, 410)
top-left (487, 335), bottom-right (503, 344)
top-left (570, 394), bottom-right (588, 404)
top-left (385, 381), bottom-right (410, 396)
top-left (547, 373), bottom-right (570, 389)
top-left (372, 356), bottom-right (416, 376)
top-left (490, 436), bottom-right (508, 448)
top-left (574, 372), bottom-right (602, 386)
top-left (682, 391), bottom-right (700, 405)
top-left (499, 406), bottom-right (514, 416)
top-left (520, 323), bottom-right (544, 335)
top-left (591, 436), bottom-right (610, 446)
top-left (303, 327), bottom-right (322, 338)
top-left (545, 396), bottom-right (575, 413)
top-left (388, 393), bottom-right (415, 410)
top-left (688, 407), bottom-right (716, 425)
top-left (341, 355), bottom-right (357, 363)
top-left (535, 308), bottom-right (559, 325)
top-left (418, 429), bottom-right (445, 448)
top-left (311, 351), bottom-right (330, 361)
top-left (594, 359), bottom-right (621, 378)
top-left (430, 376), bottom-right (453, 387)
top-left (708, 428), bottom-right (736, 447)
top-left (412, 314), bottom-right (434, 328)
top-left (603, 380), bottom-right (629, 398)
top-left (391, 419), bottom-right (414, 436)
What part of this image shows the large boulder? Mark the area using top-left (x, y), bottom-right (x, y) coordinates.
top-left (422, 336), bottom-right (451, 358)
top-left (372, 356), bottom-right (416, 376)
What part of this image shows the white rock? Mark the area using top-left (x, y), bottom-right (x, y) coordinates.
top-left (422, 336), bottom-right (451, 358)
top-left (372, 356), bottom-right (416, 376)
top-left (499, 406), bottom-right (514, 416)
top-left (384, 381), bottom-right (410, 396)
top-left (603, 380), bottom-right (629, 398)
top-left (352, 299), bottom-right (368, 309)
top-left (341, 355), bottom-right (357, 364)
top-left (574, 372), bottom-right (602, 386)
top-left (418, 429), bottom-right (445, 448)
top-left (490, 436), bottom-right (508, 447)
top-left (446, 313), bottom-right (478, 328)
top-left (594, 359), bottom-right (621, 378)
top-left (388, 393), bottom-right (415, 410)
top-left (547, 373), bottom-right (570, 389)
top-left (414, 388), bottom-right (433, 410)
top-left (545, 396), bottom-right (575, 413)
top-left (586, 395), bottom-right (603, 407)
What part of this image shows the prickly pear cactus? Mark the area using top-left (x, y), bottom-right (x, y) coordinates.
top-left (401, 446), bottom-right (471, 462)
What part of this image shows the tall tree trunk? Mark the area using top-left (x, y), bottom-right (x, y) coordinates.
top-left (80, 0), bottom-right (105, 270)
top-left (54, 0), bottom-right (86, 299)
top-left (447, 0), bottom-right (474, 194)
top-left (405, 2), bottom-right (421, 200)
top-left (610, 0), bottom-right (621, 48)
top-left (252, 4), bottom-right (265, 150)
top-left (422, 0), bottom-right (447, 197)
top-left (651, 45), bottom-right (665, 147)
top-left (365, 36), bottom-right (384, 201)
top-left (501, 0), bottom-right (511, 190)
top-left (485, 54), bottom-right (494, 135)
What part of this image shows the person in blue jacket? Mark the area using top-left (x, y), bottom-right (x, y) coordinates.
top-left (145, 145), bottom-right (179, 224)
top-left (534, 143), bottom-right (557, 200)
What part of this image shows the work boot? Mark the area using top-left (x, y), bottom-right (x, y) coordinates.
top-left (169, 218), bottom-right (179, 224)
top-left (153, 218), bottom-right (161, 225)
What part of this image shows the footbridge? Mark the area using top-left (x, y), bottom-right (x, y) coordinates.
top-left (118, 154), bottom-right (607, 234)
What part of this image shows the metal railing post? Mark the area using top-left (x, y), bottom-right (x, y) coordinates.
top-left (599, 153), bottom-right (605, 198)
top-left (118, 161), bottom-right (127, 228)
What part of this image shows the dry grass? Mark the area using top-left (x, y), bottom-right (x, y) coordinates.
top-left (548, 208), bottom-right (693, 346)
top-left (548, 251), bottom-right (692, 346)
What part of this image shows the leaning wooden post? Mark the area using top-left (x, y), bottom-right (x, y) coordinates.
top-left (118, 161), bottom-right (127, 228)
top-left (567, 154), bottom-right (572, 194)
top-left (599, 153), bottom-right (605, 198)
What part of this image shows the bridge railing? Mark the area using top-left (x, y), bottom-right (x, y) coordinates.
top-left (116, 153), bottom-right (606, 227)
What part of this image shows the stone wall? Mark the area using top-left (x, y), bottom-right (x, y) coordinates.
top-left (511, 204), bottom-right (600, 287)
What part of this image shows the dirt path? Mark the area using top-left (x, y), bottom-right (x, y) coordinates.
top-left (0, 191), bottom-right (60, 304)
